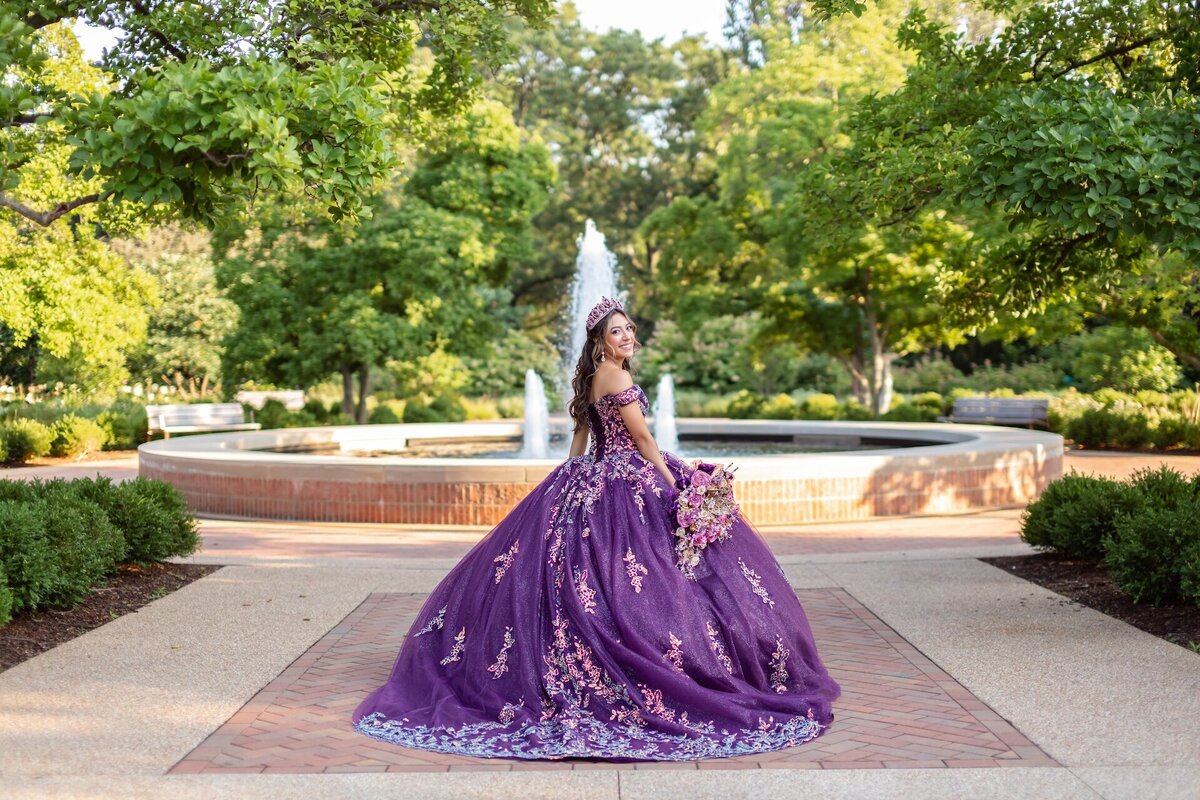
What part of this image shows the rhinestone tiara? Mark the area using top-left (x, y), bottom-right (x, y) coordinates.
top-left (585, 296), bottom-right (624, 331)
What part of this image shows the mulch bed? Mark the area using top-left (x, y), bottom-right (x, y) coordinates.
top-left (983, 553), bottom-right (1200, 652)
top-left (0, 561), bottom-right (222, 673)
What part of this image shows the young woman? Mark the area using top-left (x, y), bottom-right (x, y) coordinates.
top-left (353, 297), bottom-right (840, 760)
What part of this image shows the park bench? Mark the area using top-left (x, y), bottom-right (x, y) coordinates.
top-left (145, 403), bottom-right (262, 439)
top-left (938, 397), bottom-right (1050, 430)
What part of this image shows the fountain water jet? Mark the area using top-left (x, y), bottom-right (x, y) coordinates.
top-left (653, 374), bottom-right (680, 455)
top-left (563, 220), bottom-right (620, 396)
top-left (520, 369), bottom-right (549, 459)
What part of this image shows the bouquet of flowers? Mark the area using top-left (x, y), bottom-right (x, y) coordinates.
top-left (671, 461), bottom-right (739, 579)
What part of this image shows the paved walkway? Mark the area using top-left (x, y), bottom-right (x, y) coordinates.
top-left (0, 450), bottom-right (1197, 798)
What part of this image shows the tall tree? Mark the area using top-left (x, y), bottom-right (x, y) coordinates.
top-left (0, 24), bottom-right (152, 393)
top-left (1, 0), bottom-right (552, 229)
top-left (216, 102), bottom-right (553, 420)
top-left (112, 224), bottom-right (238, 397)
top-left (491, 5), bottom-right (726, 330)
top-left (800, 0), bottom-right (1200, 311)
top-left (646, 0), bottom-right (971, 411)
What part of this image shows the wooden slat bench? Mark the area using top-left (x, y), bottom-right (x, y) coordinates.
top-left (146, 403), bottom-right (263, 439)
top-left (938, 397), bottom-right (1050, 430)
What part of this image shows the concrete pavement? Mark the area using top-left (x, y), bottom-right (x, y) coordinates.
top-left (0, 450), bottom-right (1197, 798)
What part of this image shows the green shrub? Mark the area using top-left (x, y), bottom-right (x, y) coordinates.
top-left (402, 395), bottom-right (467, 423)
top-left (1105, 502), bottom-right (1200, 604)
top-left (104, 478), bottom-right (199, 563)
top-left (1065, 407), bottom-right (1113, 448)
top-left (1020, 472), bottom-right (1139, 559)
top-left (36, 493), bottom-right (124, 606)
top-left (0, 501), bottom-right (56, 612)
top-left (1128, 465), bottom-right (1199, 508)
top-left (496, 395), bottom-right (524, 419)
top-left (1107, 408), bottom-right (1153, 449)
top-left (0, 563), bottom-right (13, 627)
top-left (300, 398), bottom-right (334, 422)
top-left (368, 404), bottom-right (402, 424)
top-left (95, 409), bottom-right (135, 449)
top-left (725, 390), bottom-right (765, 419)
top-left (760, 394), bottom-right (800, 420)
top-left (882, 402), bottom-right (937, 422)
top-left (1070, 326), bottom-right (1182, 393)
top-left (255, 399), bottom-right (290, 430)
top-left (702, 395), bottom-right (731, 417)
top-left (1091, 387), bottom-right (1134, 407)
top-left (801, 393), bottom-right (839, 420)
top-left (462, 397), bottom-right (501, 421)
top-left (0, 480), bottom-right (31, 503)
top-left (1, 418), bottom-right (54, 464)
top-left (1150, 412), bottom-right (1191, 450)
top-left (911, 392), bottom-right (946, 417)
top-left (50, 414), bottom-right (107, 458)
top-left (838, 399), bottom-right (874, 420)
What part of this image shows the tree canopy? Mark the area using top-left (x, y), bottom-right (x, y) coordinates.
top-left (216, 100), bottom-right (553, 420)
top-left (1, 0), bottom-right (552, 228)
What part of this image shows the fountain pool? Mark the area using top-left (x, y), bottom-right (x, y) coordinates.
top-left (139, 418), bottom-right (1062, 526)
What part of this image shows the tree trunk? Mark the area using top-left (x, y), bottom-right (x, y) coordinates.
top-left (1145, 326), bottom-right (1200, 371)
top-left (356, 364), bottom-right (370, 424)
top-left (340, 365), bottom-right (355, 418)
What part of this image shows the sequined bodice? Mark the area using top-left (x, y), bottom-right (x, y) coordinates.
top-left (586, 385), bottom-right (649, 460)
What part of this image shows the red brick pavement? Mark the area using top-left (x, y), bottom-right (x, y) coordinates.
top-left (172, 589), bottom-right (1055, 773)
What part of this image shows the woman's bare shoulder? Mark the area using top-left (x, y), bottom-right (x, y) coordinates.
top-left (591, 366), bottom-right (634, 398)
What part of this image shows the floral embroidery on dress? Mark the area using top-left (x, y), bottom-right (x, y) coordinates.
top-left (624, 547), bottom-right (648, 593)
top-left (413, 605), bottom-right (447, 637)
top-left (663, 632), bottom-right (685, 672)
top-left (355, 708), bottom-right (824, 761)
top-left (574, 567), bottom-right (598, 614)
top-left (706, 620), bottom-right (735, 675)
top-left (498, 698), bottom-right (524, 725)
top-left (493, 540), bottom-right (520, 584)
top-left (739, 557), bottom-right (775, 608)
top-left (638, 684), bottom-right (675, 722)
top-left (488, 627), bottom-right (516, 680)
top-left (769, 636), bottom-right (790, 693)
top-left (439, 627), bottom-right (466, 665)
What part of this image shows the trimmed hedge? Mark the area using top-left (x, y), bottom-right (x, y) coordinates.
top-left (1020, 473), bottom-right (1139, 560)
top-left (0, 562), bottom-right (12, 627)
top-left (1106, 502), bottom-right (1200, 605)
top-left (0, 477), bottom-right (199, 627)
top-left (1020, 466), bottom-right (1200, 607)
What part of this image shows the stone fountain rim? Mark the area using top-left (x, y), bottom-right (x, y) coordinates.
top-left (138, 418), bottom-right (1063, 474)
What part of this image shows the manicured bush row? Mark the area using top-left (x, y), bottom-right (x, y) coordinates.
top-left (0, 477), bottom-right (199, 627)
top-left (1020, 466), bottom-right (1200, 606)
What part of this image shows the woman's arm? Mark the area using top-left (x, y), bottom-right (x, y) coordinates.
top-left (568, 424), bottom-right (589, 458)
top-left (617, 400), bottom-right (676, 488)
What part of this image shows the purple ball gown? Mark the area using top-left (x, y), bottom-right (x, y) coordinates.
top-left (353, 384), bottom-right (841, 761)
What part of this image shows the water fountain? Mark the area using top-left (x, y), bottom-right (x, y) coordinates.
top-left (563, 219), bottom-right (621, 396)
top-left (140, 224), bottom-right (1063, 526)
top-left (519, 369), bottom-right (549, 459)
top-left (653, 374), bottom-right (680, 455)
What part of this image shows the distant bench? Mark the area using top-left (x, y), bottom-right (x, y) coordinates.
top-left (939, 397), bottom-right (1050, 430)
top-left (146, 403), bottom-right (263, 439)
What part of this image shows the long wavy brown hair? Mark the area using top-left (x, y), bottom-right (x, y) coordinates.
top-left (568, 309), bottom-right (641, 432)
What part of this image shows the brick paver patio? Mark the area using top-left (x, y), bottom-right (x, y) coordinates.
top-left (171, 588), bottom-right (1056, 774)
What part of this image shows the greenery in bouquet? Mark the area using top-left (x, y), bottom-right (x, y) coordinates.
top-left (671, 462), bottom-right (740, 579)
